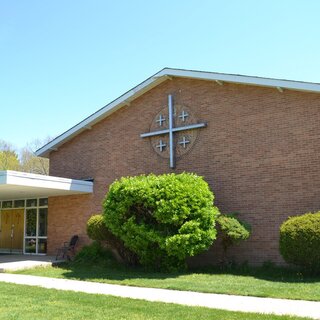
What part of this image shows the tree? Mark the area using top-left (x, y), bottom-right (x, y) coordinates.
top-left (216, 212), bottom-right (251, 264)
top-left (0, 138), bottom-right (50, 175)
top-left (0, 140), bottom-right (20, 170)
top-left (20, 138), bottom-right (50, 175)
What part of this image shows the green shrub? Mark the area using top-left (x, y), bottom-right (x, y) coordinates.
top-left (103, 173), bottom-right (219, 270)
top-left (216, 213), bottom-right (251, 253)
top-left (86, 214), bottom-right (138, 265)
top-left (87, 214), bottom-right (111, 241)
top-left (74, 241), bottom-right (116, 265)
top-left (280, 212), bottom-right (320, 272)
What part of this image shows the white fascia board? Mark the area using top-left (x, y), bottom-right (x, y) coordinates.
top-left (0, 171), bottom-right (7, 185)
top-left (1, 171), bottom-right (93, 193)
top-left (157, 68), bottom-right (320, 93)
top-left (36, 68), bottom-right (320, 158)
top-left (35, 74), bottom-right (167, 158)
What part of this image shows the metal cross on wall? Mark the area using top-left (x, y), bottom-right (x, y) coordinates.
top-left (140, 94), bottom-right (207, 168)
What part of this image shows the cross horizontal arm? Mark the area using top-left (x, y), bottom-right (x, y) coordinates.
top-left (172, 122), bottom-right (206, 133)
top-left (140, 122), bottom-right (207, 138)
top-left (140, 128), bottom-right (170, 138)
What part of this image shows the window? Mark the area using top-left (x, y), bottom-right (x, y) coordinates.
top-left (24, 200), bottom-right (48, 254)
top-left (26, 199), bottom-right (38, 207)
top-left (14, 200), bottom-right (25, 208)
top-left (2, 201), bottom-right (13, 209)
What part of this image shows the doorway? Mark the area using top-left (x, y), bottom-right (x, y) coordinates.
top-left (0, 209), bottom-right (24, 254)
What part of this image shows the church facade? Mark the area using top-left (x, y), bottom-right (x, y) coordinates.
top-left (2, 68), bottom-right (320, 265)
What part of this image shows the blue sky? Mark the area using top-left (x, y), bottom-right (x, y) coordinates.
top-left (1, 1), bottom-right (320, 150)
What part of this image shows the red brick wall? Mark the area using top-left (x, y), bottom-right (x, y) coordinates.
top-left (48, 77), bottom-right (320, 265)
top-left (48, 195), bottom-right (93, 254)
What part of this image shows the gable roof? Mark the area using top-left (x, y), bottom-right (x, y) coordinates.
top-left (36, 67), bottom-right (320, 158)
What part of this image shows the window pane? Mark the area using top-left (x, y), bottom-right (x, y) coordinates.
top-left (38, 239), bottom-right (47, 254)
top-left (25, 238), bottom-right (36, 253)
top-left (26, 199), bottom-right (37, 207)
top-left (38, 208), bottom-right (47, 237)
top-left (39, 198), bottom-right (48, 207)
top-left (14, 200), bottom-right (25, 208)
top-left (2, 201), bottom-right (13, 208)
top-left (26, 209), bottom-right (37, 237)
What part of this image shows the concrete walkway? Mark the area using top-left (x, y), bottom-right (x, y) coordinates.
top-left (0, 273), bottom-right (319, 319)
top-left (0, 255), bottom-right (59, 272)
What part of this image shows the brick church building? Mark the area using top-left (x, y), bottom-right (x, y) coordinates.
top-left (1, 68), bottom-right (320, 265)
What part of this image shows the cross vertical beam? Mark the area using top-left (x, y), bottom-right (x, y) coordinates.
top-left (168, 94), bottom-right (175, 168)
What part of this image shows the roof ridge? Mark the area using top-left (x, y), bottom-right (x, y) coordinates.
top-left (36, 68), bottom-right (320, 158)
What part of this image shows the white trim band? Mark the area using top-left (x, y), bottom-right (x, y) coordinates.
top-left (0, 171), bottom-right (93, 200)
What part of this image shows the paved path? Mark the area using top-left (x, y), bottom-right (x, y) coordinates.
top-left (0, 273), bottom-right (319, 319)
top-left (0, 255), bottom-right (59, 272)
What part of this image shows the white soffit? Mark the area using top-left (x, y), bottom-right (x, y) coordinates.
top-left (36, 68), bottom-right (320, 158)
top-left (0, 171), bottom-right (93, 200)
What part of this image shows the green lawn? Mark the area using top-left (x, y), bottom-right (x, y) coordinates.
top-left (0, 282), bottom-right (310, 320)
top-left (14, 262), bottom-right (320, 301)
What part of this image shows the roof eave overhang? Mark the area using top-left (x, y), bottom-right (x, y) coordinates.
top-left (36, 68), bottom-right (320, 158)
top-left (158, 68), bottom-right (320, 93)
top-left (35, 73), bottom-right (168, 158)
top-left (0, 171), bottom-right (93, 200)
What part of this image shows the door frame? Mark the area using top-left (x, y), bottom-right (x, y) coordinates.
top-left (0, 198), bottom-right (48, 255)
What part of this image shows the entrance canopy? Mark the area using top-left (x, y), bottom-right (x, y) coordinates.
top-left (0, 170), bottom-right (93, 200)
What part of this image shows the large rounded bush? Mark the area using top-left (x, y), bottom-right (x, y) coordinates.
top-left (103, 173), bottom-right (219, 270)
top-left (280, 212), bottom-right (320, 271)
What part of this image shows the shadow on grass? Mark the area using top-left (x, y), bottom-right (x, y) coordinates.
top-left (56, 261), bottom-right (182, 281)
top-left (194, 263), bottom-right (320, 284)
top-left (53, 260), bottom-right (320, 285)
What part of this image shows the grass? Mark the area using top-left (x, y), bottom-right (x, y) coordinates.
top-left (0, 282), bottom-right (311, 320)
top-left (14, 260), bottom-right (320, 302)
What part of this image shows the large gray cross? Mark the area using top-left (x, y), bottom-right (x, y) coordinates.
top-left (140, 94), bottom-right (206, 168)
